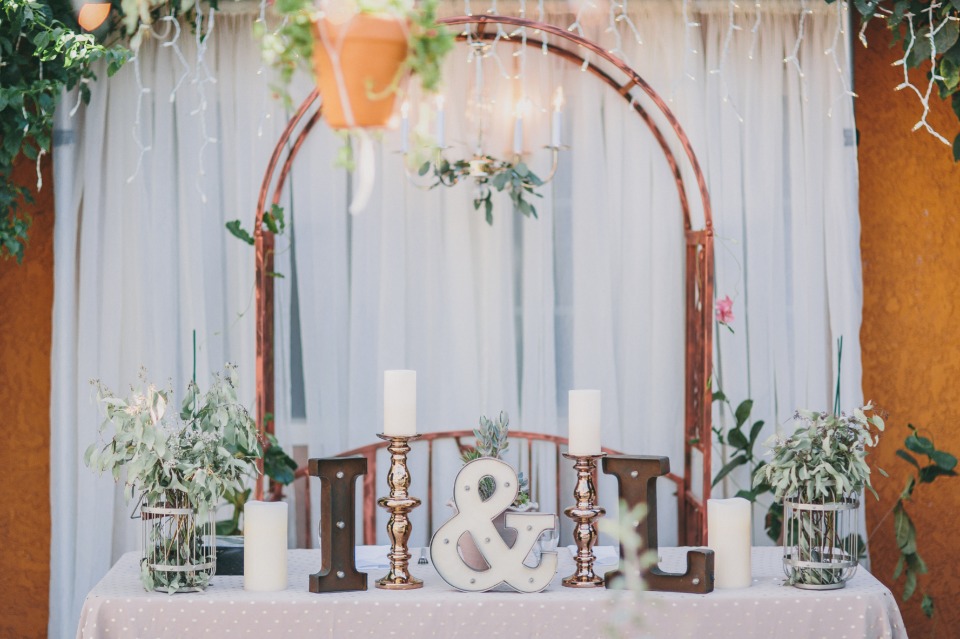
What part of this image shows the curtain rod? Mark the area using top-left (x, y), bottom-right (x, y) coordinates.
top-left (209, 0), bottom-right (840, 18)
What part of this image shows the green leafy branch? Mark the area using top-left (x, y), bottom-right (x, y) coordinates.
top-left (225, 204), bottom-right (287, 278)
top-left (419, 156), bottom-right (544, 225)
top-left (883, 424), bottom-right (957, 618)
top-left (226, 203), bottom-right (286, 245)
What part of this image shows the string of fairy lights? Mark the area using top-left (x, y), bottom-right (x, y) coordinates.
top-left (109, 0), bottom-right (958, 197)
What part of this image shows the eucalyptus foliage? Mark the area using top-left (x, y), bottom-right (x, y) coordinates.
top-left (755, 405), bottom-right (885, 503)
top-left (85, 366), bottom-right (262, 519)
top-left (460, 411), bottom-right (531, 506)
top-left (85, 366), bottom-right (262, 591)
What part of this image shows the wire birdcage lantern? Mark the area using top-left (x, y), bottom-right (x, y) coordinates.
top-left (140, 491), bottom-right (216, 593)
top-left (783, 494), bottom-right (860, 590)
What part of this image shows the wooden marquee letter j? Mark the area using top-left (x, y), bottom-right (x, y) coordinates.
top-left (309, 456), bottom-right (368, 593)
top-left (602, 455), bottom-right (714, 594)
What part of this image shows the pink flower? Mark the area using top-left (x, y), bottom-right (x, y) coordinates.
top-left (715, 295), bottom-right (734, 326)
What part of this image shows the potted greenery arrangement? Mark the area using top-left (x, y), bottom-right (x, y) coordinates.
top-left (261, 0), bottom-right (452, 128)
top-left (454, 411), bottom-right (534, 569)
top-left (85, 365), bottom-right (262, 592)
top-left (755, 404), bottom-right (885, 589)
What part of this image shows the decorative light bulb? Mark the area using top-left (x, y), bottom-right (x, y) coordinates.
top-left (77, 2), bottom-right (111, 31)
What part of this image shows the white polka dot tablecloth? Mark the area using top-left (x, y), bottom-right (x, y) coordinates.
top-left (76, 547), bottom-right (906, 639)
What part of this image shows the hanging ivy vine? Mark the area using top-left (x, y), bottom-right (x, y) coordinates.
top-left (841, 0), bottom-right (960, 159)
top-left (0, 0), bottom-right (128, 263)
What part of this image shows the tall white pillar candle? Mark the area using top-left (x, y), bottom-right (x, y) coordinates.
top-left (400, 101), bottom-right (410, 153)
top-left (707, 497), bottom-right (752, 589)
top-left (568, 389), bottom-right (601, 455)
top-left (512, 115), bottom-right (523, 155)
top-left (384, 370), bottom-right (417, 436)
top-left (435, 95), bottom-right (445, 148)
top-left (244, 501), bottom-right (288, 591)
top-left (551, 86), bottom-right (564, 147)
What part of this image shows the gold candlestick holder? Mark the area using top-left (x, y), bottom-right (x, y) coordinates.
top-left (375, 433), bottom-right (423, 590)
top-left (562, 452), bottom-right (607, 588)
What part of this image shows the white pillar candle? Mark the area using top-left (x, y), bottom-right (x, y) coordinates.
top-left (568, 389), bottom-right (601, 455)
top-left (512, 115), bottom-right (523, 155)
top-left (707, 497), bottom-right (752, 589)
top-left (435, 95), bottom-right (445, 148)
top-left (244, 501), bottom-right (288, 592)
top-left (400, 100), bottom-right (410, 153)
top-left (551, 87), bottom-right (564, 147)
top-left (384, 370), bottom-right (416, 436)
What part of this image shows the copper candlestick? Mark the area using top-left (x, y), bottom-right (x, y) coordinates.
top-left (562, 452), bottom-right (606, 588)
top-left (375, 433), bottom-right (423, 590)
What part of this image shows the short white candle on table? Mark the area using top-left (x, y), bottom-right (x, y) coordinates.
top-left (707, 497), bottom-right (752, 589)
top-left (568, 389), bottom-right (601, 456)
top-left (244, 500), bottom-right (289, 592)
top-left (384, 370), bottom-right (417, 436)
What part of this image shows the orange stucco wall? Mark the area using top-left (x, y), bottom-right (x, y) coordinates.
top-left (0, 156), bottom-right (54, 638)
top-left (858, 21), bottom-right (960, 638)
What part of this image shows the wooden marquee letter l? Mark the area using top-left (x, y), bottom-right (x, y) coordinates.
top-left (602, 455), bottom-right (714, 594)
top-left (309, 456), bottom-right (368, 593)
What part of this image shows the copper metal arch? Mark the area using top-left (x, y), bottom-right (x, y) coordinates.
top-left (254, 15), bottom-right (715, 545)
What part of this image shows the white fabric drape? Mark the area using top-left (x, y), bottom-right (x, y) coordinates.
top-left (51, 3), bottom-right (861, 637)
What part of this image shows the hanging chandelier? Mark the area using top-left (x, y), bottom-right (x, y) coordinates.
top-left (399, 38), bottom-right (568, 223)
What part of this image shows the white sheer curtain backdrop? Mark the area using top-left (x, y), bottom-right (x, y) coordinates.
top-left (48, 16), bottom-right (304, 639)
top-left (51, 2), bottom-right (861, 637)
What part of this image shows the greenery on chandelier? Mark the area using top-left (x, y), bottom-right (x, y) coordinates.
top-left (0, 0), bottom-right (128, 263)
top-left (841, 0), bottom-right (960, 160)
top-left (260, 0), bottom-right (454, 101)
top-left (420, 157), bottom-right (545, 225)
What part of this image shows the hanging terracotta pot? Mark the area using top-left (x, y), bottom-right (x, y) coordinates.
top-left (311, 15), bottom-right (409, 129)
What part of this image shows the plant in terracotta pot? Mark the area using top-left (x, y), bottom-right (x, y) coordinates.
top-left (261, 0), bottom-right (453, 128)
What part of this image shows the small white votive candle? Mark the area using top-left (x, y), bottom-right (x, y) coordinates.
top-left (707, 497), bottom-right (752, 589)
top-left (568, 389), bottom-right (601, 456)
top-left (244, 500), bottom-right (288, 591)
top-left (384, 370), bottom-right (417, 436)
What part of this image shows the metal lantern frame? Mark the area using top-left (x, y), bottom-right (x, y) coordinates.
top-left (252, 15), bottom-right (715, 545)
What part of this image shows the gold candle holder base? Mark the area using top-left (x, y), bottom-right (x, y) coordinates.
top-left (375, 433), bottom-right (423, 590)
top-left (562, 452), bottom-right (606, 588)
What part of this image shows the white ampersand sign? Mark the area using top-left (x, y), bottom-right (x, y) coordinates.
top-left (430, 458), bottom-right (558, 593)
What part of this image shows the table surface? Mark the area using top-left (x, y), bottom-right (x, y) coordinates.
top-left (77, 546), bottom-right (906, 639)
